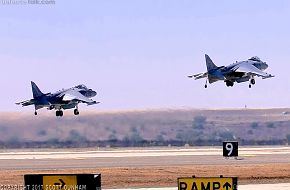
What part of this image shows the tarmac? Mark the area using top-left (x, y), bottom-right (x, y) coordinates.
top-left (0, 147), bottom-right (289, 170)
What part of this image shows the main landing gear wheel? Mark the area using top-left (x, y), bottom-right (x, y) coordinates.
top-left (56, 110), bottom-right (63, 117)
top-left (34, 111), bottom-right (37, 116)
top-left (225, 80), bottom-right (234, 87)
top-left (249, 78), bottom-right (255, 88)
top-left (249, 79), bottom-right (255, 88)
top-left (74, 109), bottom-right (79, 115)
top-left (250, 78), bottom-right (255, 85)
top-left (204, 80), bottom-right (208, 88)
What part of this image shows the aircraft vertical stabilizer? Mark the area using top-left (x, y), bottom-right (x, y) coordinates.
top-left (31, 81), bottom-right (44, 98)
top-left (205, 54), bottom-right (218, 71)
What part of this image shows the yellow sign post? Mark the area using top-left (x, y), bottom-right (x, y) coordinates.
top-left (178, 176), bottom-right (237, 190)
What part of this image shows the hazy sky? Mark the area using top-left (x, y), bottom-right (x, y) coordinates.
top-left (0, 0), bottom-right (290, 112)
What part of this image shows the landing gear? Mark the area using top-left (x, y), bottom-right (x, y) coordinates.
top-left (74, 105), bottom-right (79, 115)
top-left (74, 109), bottom-right (79, 115)
top-left (250, 78), bottom-right (255, 85)
top-left (34, 111), bottom-right (37, 115)
top-left (225, 80), bottom-right (234, 87)
top-left (204, 80), bottom-right (208, 88)
top-left (56, 110), bottom-right (63, 117)
top-left (249, 78), bottom-right (255, 88)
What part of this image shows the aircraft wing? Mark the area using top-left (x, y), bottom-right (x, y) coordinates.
top-left (58, 89), bottom-right (97, 105)
top-left (188, 72), bottom-right (207, 80)
top-left (232, 63), bottom-right (274, 79)
top-left (15, 99), bottom-right (35, 107)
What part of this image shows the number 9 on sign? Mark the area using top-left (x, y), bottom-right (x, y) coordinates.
top-left (223, 141), bottom-right (238, 157)
top-left (226, 143), bottom-right (233, 156)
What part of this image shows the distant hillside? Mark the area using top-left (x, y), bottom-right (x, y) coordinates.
top-left (1, 108), bottom-right (290, 148)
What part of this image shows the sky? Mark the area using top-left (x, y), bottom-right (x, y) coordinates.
top-left (0, 0), bottom-right (290, 112)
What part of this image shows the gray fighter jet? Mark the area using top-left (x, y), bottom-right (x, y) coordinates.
top-left (16, 81), bottom-right (99, 117)
top-left (188, 54), bottom-right (274, 88)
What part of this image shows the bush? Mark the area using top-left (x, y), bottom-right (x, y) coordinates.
top-left (192, 115), bottom-right (207, 129)
top-left (130, 132), bottom-right (143, 142)
top-left (156, 134), bottom-right (164, 142)
top-left (219, 131), bottom-right (235, 140)
top-left (247, 130), bottom-right (254, 135)
top-left (130, 126), bottom-right (138, 133)
top-left (250, 122), bottom-right (259, 129)
top-left (37, 130), bottom-right (47, 137)
top-left (68, 130), bottom-right (86, 142)
top-left (175, 130), bottom-right (198, 143)
top-left (286, 134), bottom-right (290, 143)
top-left (109, 133), bottom-right (117, 141)
top-left (266, 122), bottom-right (275, 129)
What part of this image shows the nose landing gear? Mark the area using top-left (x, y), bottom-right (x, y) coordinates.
top-left (56, 110), bottom-right (63, 117)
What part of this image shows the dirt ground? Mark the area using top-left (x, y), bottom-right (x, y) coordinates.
top-left (1, 163), bottom-right (290, 188)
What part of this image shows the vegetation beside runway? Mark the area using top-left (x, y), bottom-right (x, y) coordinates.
top-left (1, 108), bottom-right (290, 148)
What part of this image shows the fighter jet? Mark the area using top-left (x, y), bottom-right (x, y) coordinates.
top-left (16, 81), bottom-right (99, 117)
top-left (188, 54), bottom-right (274, 88)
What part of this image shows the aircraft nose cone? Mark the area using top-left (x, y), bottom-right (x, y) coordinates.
top-left (264, 62), bottom-right (268, 69)
top-left (90, 90), bottom-right (97, 97)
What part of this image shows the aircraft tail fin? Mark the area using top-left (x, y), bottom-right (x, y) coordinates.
top-left (31, 81), bottom-right (44, 98)
top-left (205, 54), bottom-right (218, 71)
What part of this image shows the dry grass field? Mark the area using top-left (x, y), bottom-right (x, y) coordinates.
top-left (1, 164), bottom-right (290, 188)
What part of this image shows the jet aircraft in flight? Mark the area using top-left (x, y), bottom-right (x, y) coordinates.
top-left (16, 81), bottom-right (99, 117)
top-left (188, 54), bottom-right (274, 88)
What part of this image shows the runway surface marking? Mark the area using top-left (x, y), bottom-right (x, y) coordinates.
top-left (108, 183), bottom-right (290, 190)
top-left (0, 147), bottom-right (289, 159)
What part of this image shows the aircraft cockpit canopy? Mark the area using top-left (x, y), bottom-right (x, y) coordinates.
top-left (248, 56), bottom-right (261, 62)
top-left (75, 84), bottom-right (88, 90)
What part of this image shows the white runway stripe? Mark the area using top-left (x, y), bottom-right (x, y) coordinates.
top-left (0, 147), bottom-right (289, 159)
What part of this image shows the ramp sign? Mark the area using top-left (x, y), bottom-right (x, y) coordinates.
top-left (178, 176), bottom-right (237, 190)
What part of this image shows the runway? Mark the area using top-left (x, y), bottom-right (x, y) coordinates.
top-left (1, 146), bottom-right (290, 159)
top-left (0, 146), bottom-right (289, 170)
